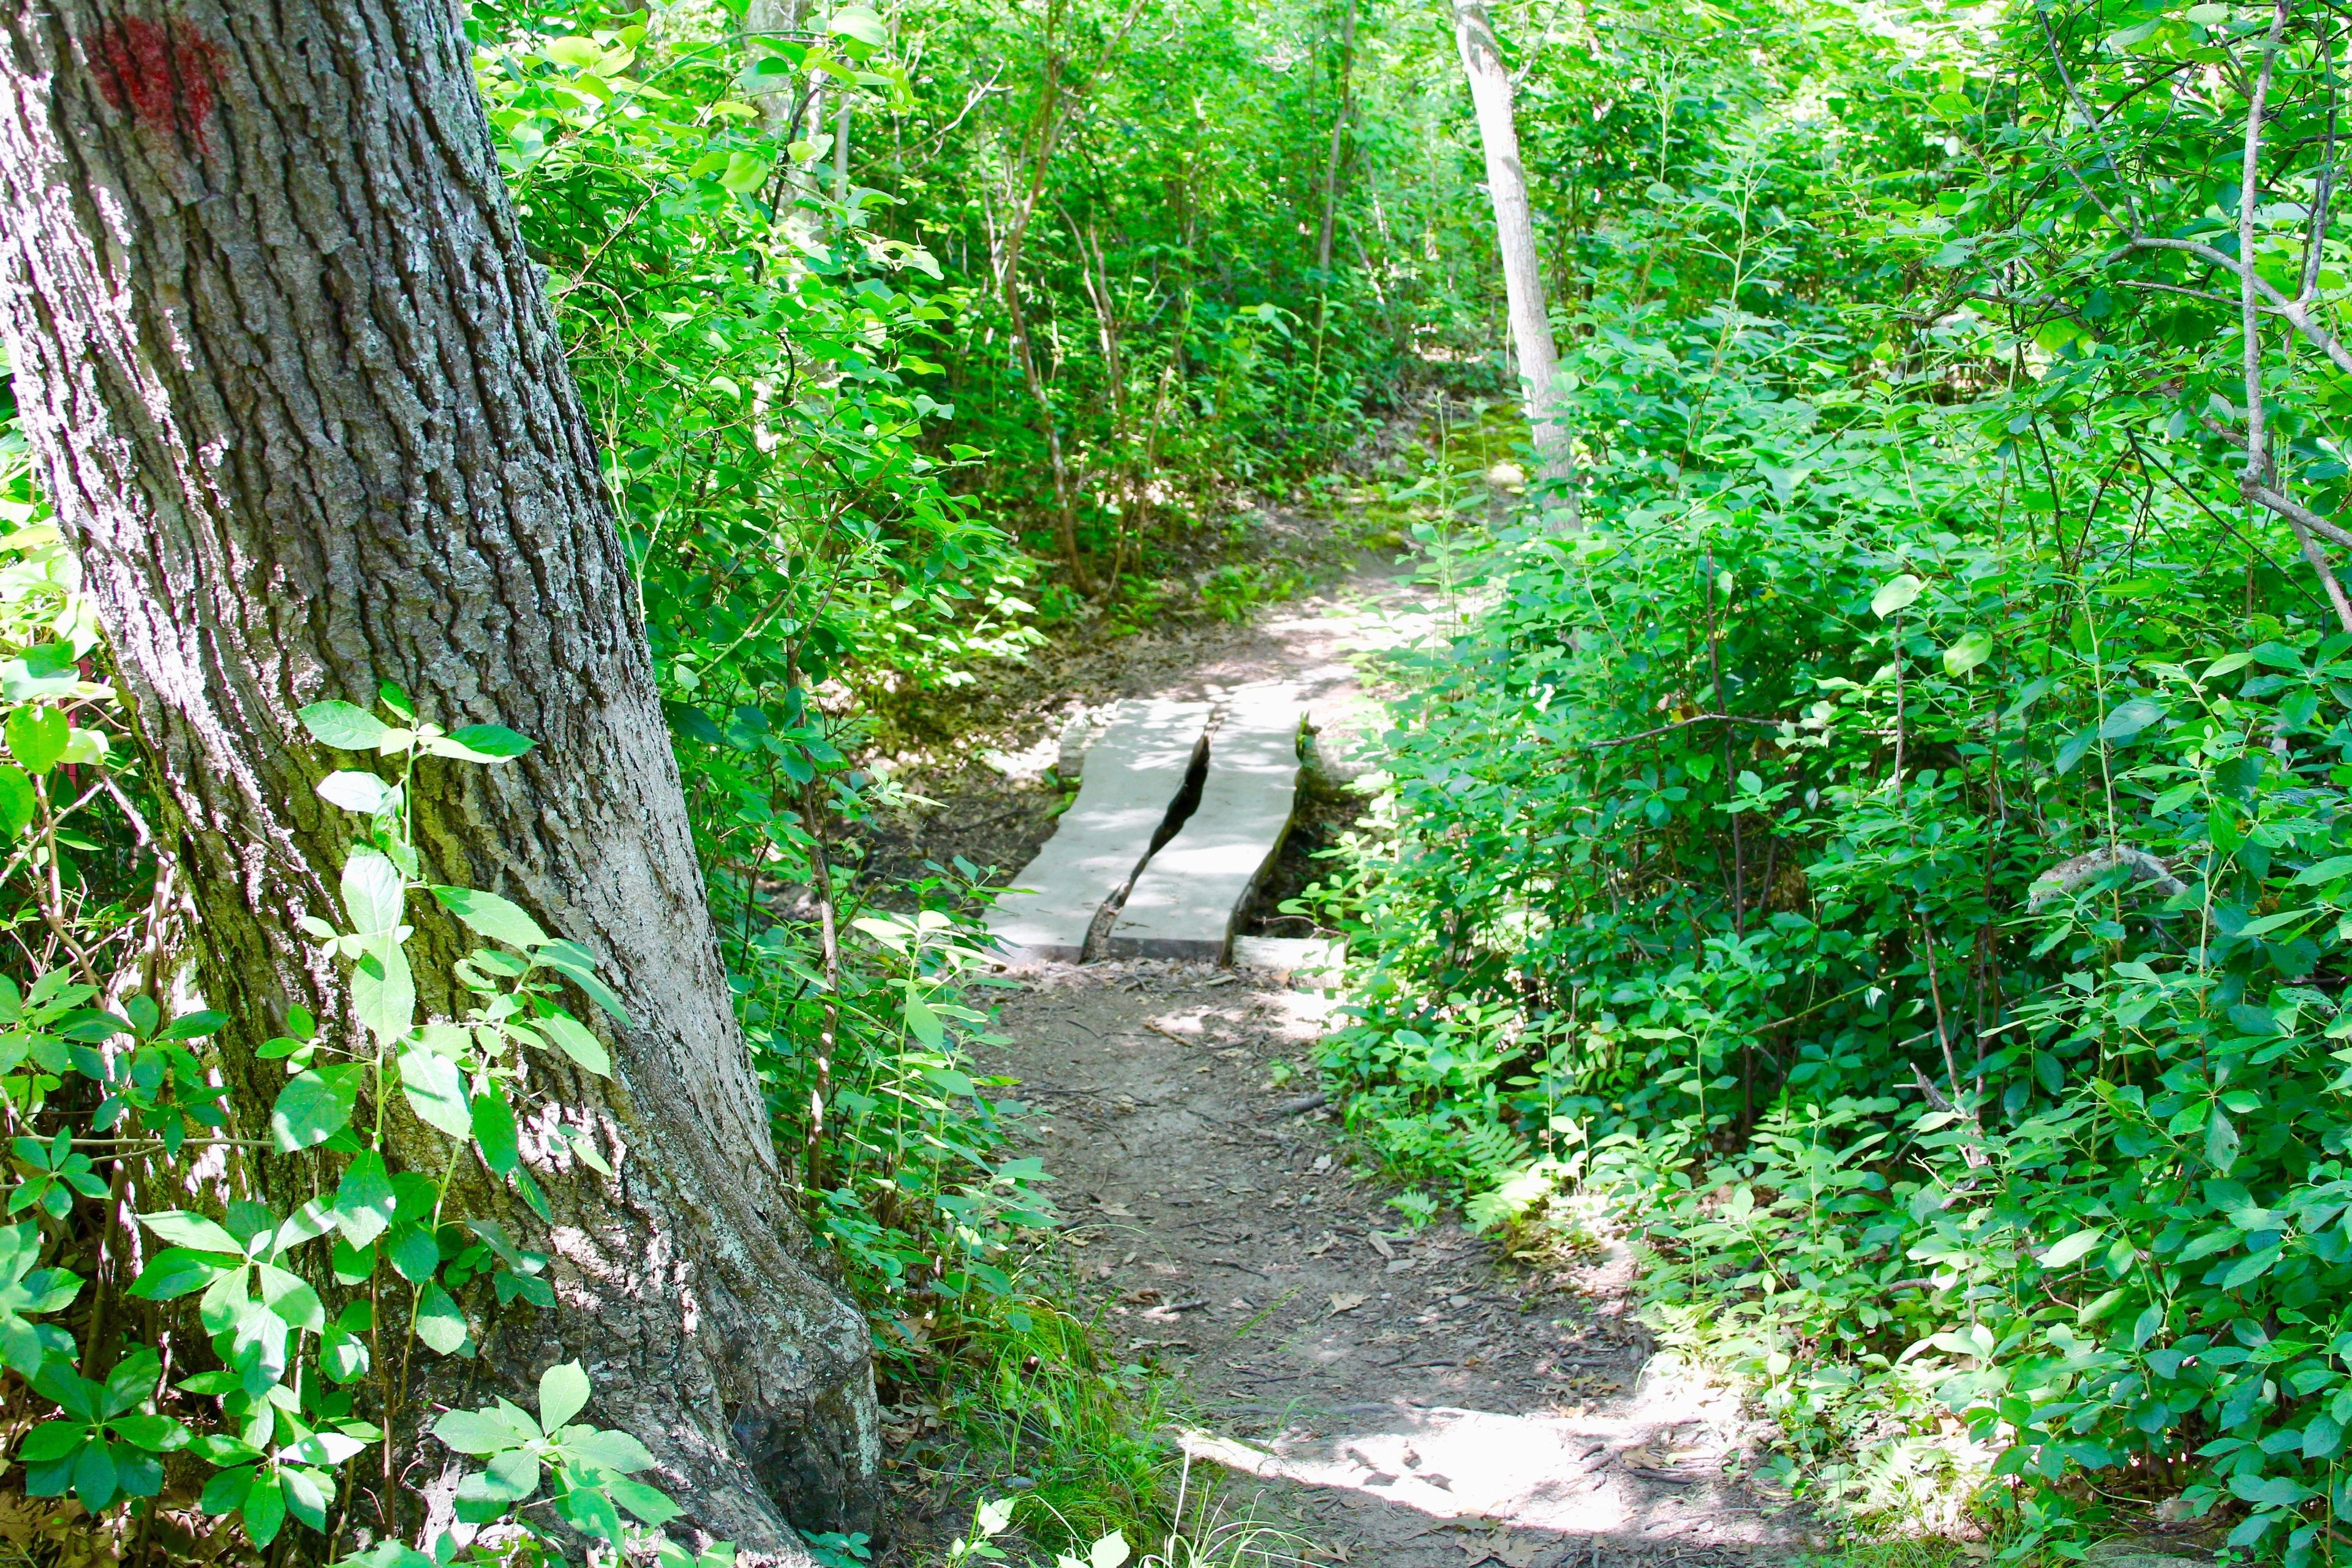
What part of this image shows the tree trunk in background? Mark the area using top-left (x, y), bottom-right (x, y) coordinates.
top-left (993, 51), bottom-right (1093, 595)
top-left (1316, 0), bottom-right (1358, 277)
top-left (1450, 0), bottom-right (1578, 514)
top-left (0, 2), bottom-right (877, 1558)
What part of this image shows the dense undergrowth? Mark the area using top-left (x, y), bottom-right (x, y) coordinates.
top-left (1310, 0), bottom-right (2352, 1561)
top-left (0, 1), bottom-right (1217, 1562)
top-left (0, 0), bottom-right (1495, 1549)
top-left (20, 0), bottom-right (2352, 1559)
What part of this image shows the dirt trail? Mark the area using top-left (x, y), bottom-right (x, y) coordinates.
top-left (952, 573), bottom-right (1809, 1566)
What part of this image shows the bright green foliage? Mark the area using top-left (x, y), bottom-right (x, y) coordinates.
top-left (1311, 0), bottom-right (2352, 1556)
top-left (0, 639), bottom-right (681, 1556)
top-left (460, 6), bottom-right (1068, 1360)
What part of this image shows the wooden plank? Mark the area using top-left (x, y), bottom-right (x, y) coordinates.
top-left (1106, 684), bottom-right (1303, 962)
top-left (986, 698), bottom-right (1211, 962)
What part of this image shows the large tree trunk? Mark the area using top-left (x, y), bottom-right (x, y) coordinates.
top-left (1450, 0), bottom-right (1579, 514)
top-left (0, 2), bottom-right (878, 1558)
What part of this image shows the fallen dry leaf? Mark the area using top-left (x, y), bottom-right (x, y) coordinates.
top-left (1457, 1533), bottom-right (1542, 1568)
top-left (1327, 1291), bottom-right (1367, 1316)
top-left (1367, 1230), bottom-right (1395, 1259)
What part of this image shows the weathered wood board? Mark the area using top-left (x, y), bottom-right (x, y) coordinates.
top-left (1106, 684), bottom-right (1303, 962)
top-left (985, 698), bottom-right (1212, 962)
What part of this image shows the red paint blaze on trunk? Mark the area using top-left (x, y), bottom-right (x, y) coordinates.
top-left (86, 17), bottom-right (222, 151)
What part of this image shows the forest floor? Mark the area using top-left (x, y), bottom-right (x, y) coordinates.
top-left (978, 956), bottom-right (1816, 1567)
top-left (874, 519), bottom-right (1820, 1565)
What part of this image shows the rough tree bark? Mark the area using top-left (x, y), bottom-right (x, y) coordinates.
top-left (1450, 0), bottom-right (1578, 515)
top-left (0, 2), bottom-right (878, 1558)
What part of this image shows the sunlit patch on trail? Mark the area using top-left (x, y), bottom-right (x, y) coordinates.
top-left (1180, 1381), bottom-right (1796, 1548)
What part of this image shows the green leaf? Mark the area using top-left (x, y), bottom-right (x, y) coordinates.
top-left (536, 940), bottom-right (632, 1025)
top-left (471, 1081), bottom-right (519, 1177)
top-left (271, 1068), bottom-right (359, 1153)
top-left (2231, 1472), bottom-right (2312, 1507)
top-left (138, 1210), bottom-right (243, 1255)
top-left (197, 1463), bottom-right (252, 1515)
top-left (342, 850), bottom-right (407, 937)
top-left (352, 942), bottom-right (416, 1044)
top-left (827, 5), bottom-right (887, 45)
top-left (1870, 574), bottom-right (1922, 618)
top-left (903, 995), bottom-right (945, 1049)
top-left (564, 1426), bottom-right (657, 1472)
top-left (437, 725), bottom-right (534, 761)
top-left (457, 1449), bottom-right (541, 1521)
top-left (255, 1262), bottom-right (324, 1331)
top-left (720, 149), bottom-right (776, 194)
top-left (2294, 856), bottom-right (2352, 886)
top-left (431, 886), bottom-right (548, 949)
top-left (2219, 1246), bottom-right (2283, 1289)
top-left (281, 1466), bottom-right (332, 1532)
top-left (316, 771), bottom-right (396, 815)
top-left (0, 765), bottom-right (35, 839)
top-left (2040, 1229), bottom-right (2105, 1268)
top-left (538, 1012), bottom-right (611, 1075)
top-left (603, 1471), bottom-right (680, 1525)
top-left (2098, 696), bottom-right (2166, 742)
top-left (5, 705), bottom-right (67, 774)
top-left (540, 1361), bottom-right (591, 1432)
top-left (70, 1438), bottom-right (118, 1509)
top-left (240, 1467), bottom-right (287, 1545)
top-left (2207, 1106), bottom-right (2241, 1174)
top-left (433, 1408), bottom-right (518, 1456)
top-left (127, 1247), bottom-right (234, 1302)
top-left (2233, 908), bottom-right (2314, 940)
top-left (155, 1009), bottom-right (229, 1042)
top-left (298, 702), bottom-right (390, 752)
top-left (543, 34), bottom-right (603, 68)
top-left (1941, 629), bottom-right (1993, 676)
top-left (19, 1420), bottom-right (90, 1462)
top-left (556, 1474), bottom-right (627, 1545)
top-left (111, 1414), bottom-right (189, 1453)
top-left (413, 1283), bottom-right (470, 1355)
top-left (2054, 728), bottom-right (2098, 775)
top-left (399, 1047), bottom-right (473, 1140)
top-left (332, 1153), bottom-right (399, 1249)
top-left (386, 1223), bottom-right (439, 1285)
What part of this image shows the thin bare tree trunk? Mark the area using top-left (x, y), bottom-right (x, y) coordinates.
top-left (1451, 0), bottom-right (1578, 516)
top-left (0, 2), bottom-right (878, 1557)
top-left (1316, 0), bottom-right (1358, 277)
top-left (994, 26), bottom-right (1093, 595)
top-left (2236, 1), bottom-right (2352, 631)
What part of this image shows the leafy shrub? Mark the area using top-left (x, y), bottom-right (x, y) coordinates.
top-left (1314, 24), bottom-right (2352, 1558)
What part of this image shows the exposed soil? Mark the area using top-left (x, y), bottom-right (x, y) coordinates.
top-left (884, 549), bottom-right (1813, 1564)
top-left (974, 959), bottom-right (1811, 1566)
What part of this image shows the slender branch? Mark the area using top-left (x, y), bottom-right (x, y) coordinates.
top-left (2247, 484), bottom-right (2352, 628)
top-left (2114, 278), bottom-right (2244, 307)
top-left (1584, 712), bottom-right (1784, 749)
top-left (2305, 15), bottom-right (2342, 301)
top-left (2244, 480), bottom-right (2352, 551)
top-left (2038, 9), bottom-right (2144, 233)
top-left (2242, 1), bottom-right (2286, 491)
top-left (2113, 235), bottom-right (2352, 377)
